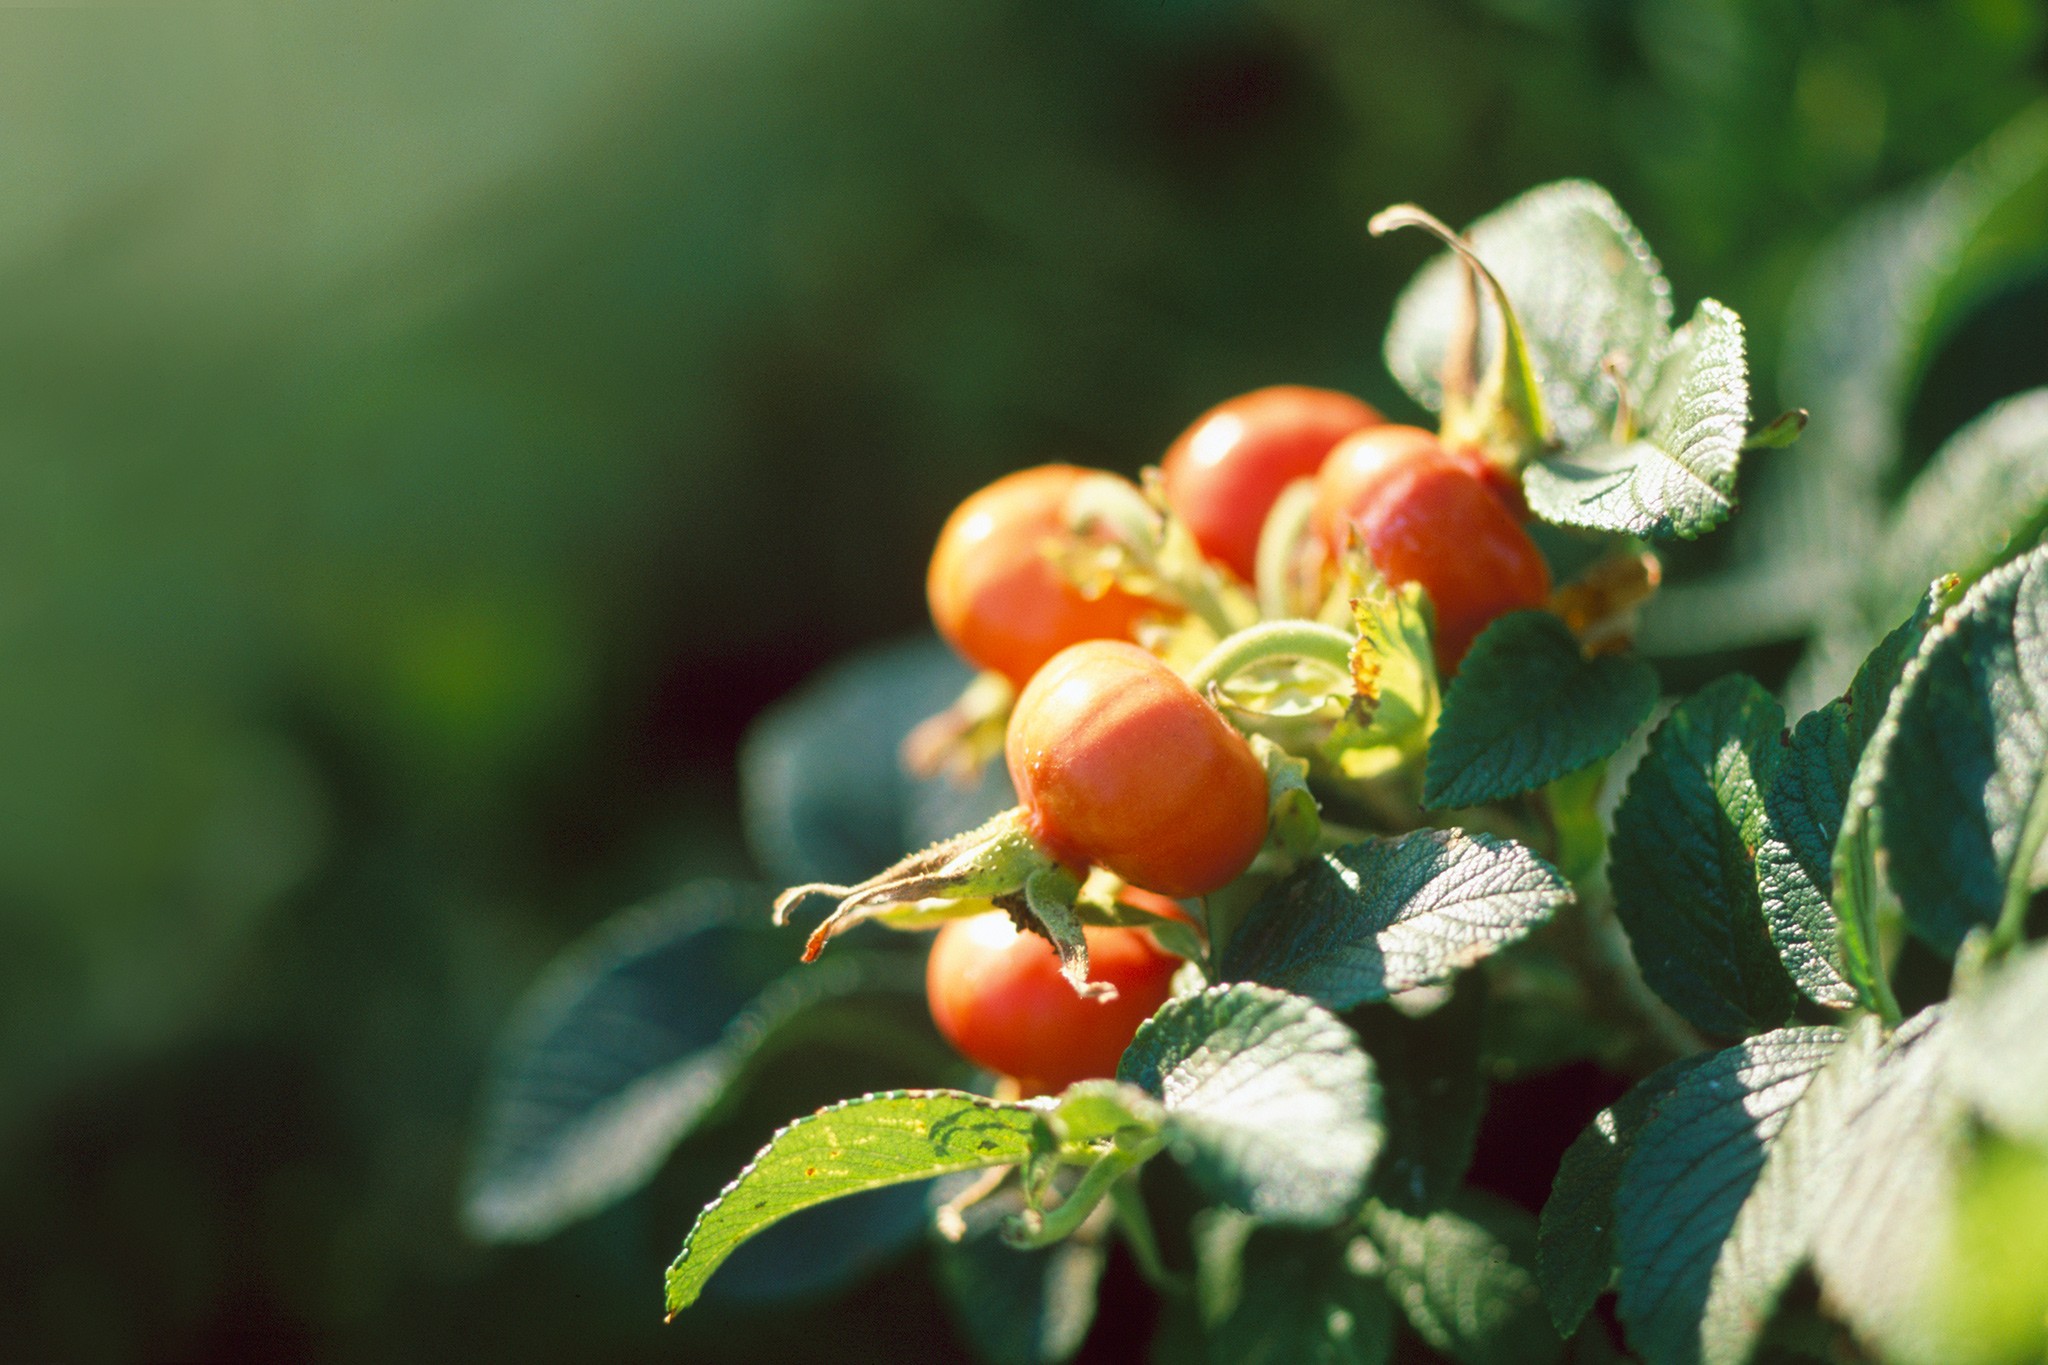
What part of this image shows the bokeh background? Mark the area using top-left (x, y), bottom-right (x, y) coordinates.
top-left (0, 1), bottom-right (2043, 1361)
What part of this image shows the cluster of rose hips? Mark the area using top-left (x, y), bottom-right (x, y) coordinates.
top-left (783, 385), bottom-right (1553, 1096)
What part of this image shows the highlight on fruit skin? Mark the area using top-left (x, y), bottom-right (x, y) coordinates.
top-left (1159, 385), bottom-right (1383, 583)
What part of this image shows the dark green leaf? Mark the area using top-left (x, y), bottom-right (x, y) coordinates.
top-left (1423, 612), bottom-right (1658, 810)
top-left (1877, 545), bottom-right (2048, 954)
top-left (741, 636), bottom-right (1013, 887)
top-left (1191, 1215), bottom-right (1396, 1365)
top-left (1383, 181), bottom-right (1672, 451)
top-left (663, 1090), bottom-right (1040, 1314)
top-left (1350, 978), bottom-right (1487, 1214)
top-left (1366, 1191), bottom-right (1562, 1365)
top-left (1539, 1052), bottom-right (1720, 1337)
top-left (463, 880), bottom-right (922, 1243)
top-left (1954, 941), bottom-right (2048, 1143)
top-left (1220, 830), bottom-right (1571, 1010)
top-left (1523, 301), bottom-right (1748, 541)
top-left (1119, 985), bottom-right (1382, 1227)
top-left (1610, 676), bottom-right (1799, 1036)
top-left (1883, 388), bottom-right (2048, 617)
top-left (1757, 589), bottom-right (1948, 1011)
top-left (1613, 1028), bottom-right (1842, 1365)
top-left (934, 1180), bottom-right (1106, 1365)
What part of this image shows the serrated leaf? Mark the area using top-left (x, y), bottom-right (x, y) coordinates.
top-left (1423, 611), bottom-right (1658, 809)
top-left (1953, 941), bottom-right (2048, 1143)
top-left (462, 881), bottom-right (922, 1243)
top-left (1219, 830), bottom-right (1571, 1010)
top-left (741, 636), bottom-right (1014, 887)
top-left (1610, 676), bottom-right (1799, 1036)
top-left (933, 1180), bottom-right (1107, 1365)
top-left (1191, 1218), bottom-right (1396, 1365)
top-left (1384, 180), bottom-right (1672, 450)
top-left (1613, 1027), bottom-right (1842, 1365)
top-left (1877, 545), bottom-right (2048, 954)
top-left (1883, 388), bottom-right (2048, 617)
top-left (1522, 300), bottom-right (1748, 541)
top-left (1366, 1191), bottom-right (1562, 1365)
top-left (663, 1090), bottom-right (1040, 1314)
top-left (1352, 978), bottom-right (1487, 1214)
top-left (1119, 984), bottom-right (1381, 1227)
top-left (1757, 590), bottom-right (1947, 1012)
top-left (1539, 1051), bottom-right (1720, 1337)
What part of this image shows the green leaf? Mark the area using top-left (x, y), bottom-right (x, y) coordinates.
top-left (1539, 1051), bottom-right (1720, 1337)
top-left (1883, 388), bottom-right (2048, 618)
top-left (462, 880), bottom-right (923, 1243)
top-left (1366, 1191), bottom-right (1563, 1365)
top-left (934, 1180), bottom-right (1107, 1365)
top-left (1877, 544), bottom-right (2048, 954)
top-left (662, 1090), bottom-right (1040, 1315)
top-left (1383, 181), bottom-right (1672, 451)
top-left (1522, 300), bottom-right (1748, 541)
top-left (741, 636), bottom-right (1014, 888)
top-left (1119, 984), bottom-right (1382, 1227)
top-left (1953, 941), bottom-right (2048, 1144)
top-left (1757, 589), bottom-right (1948, 1013)
top-left (1693, 1019), bottom-right (1885, 1365)
top-left (1610, 676), bottom-right (1800, 1036)
top-left (1351, 978), bottom-right (1487, 1214)
top-left (1190, 1216), bottom-right (1396, 1365)
top-left (1612, 1027), bottom-right (1842, 1365)
top-left (1423, 611), bottom-right (1658, 809)
top-left (1219, 830), bottom-right (1571, 1010)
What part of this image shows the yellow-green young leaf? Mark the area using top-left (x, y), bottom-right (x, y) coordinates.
top-left (1538, 1051), bottom-right (1721, 1337)
top-left (1522, 300), bottom-right (1748, 541)
top-left (1610, 676), bottom-right (1799, 1037)
top-left (1366, 1191), bottom-right (1562, 1365)
top-left (1219, 831), bottom-right (1570, 1010)
top-left (1876, 545), bottom-right (2048, 955)
top-left (1119, 985), bottom-right (1381, 1228)
top-left (1383, 181), bottom-right (1672, 452)
top-left (1613, 1028), bottom-right (1842, 1365)
top-left (663, 1090), bottom-right (1040, 1315)
top-left (462, 881), bottom-right (924, 1245)
top-left (1423, 611), bottom-right (1658, 809)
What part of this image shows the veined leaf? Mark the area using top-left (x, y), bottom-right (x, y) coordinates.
top-left (1610, 676), bottom-right (1799, 1036)
top-left (1120, 984), bottom-right (1381, 1227)
top-left (1613, 1028), bottom-right (1842, 1365)
top-left (1877, 545), bottom-right (2048, 953)
top-left (1366, 1191), bottom-right (1562, 1365)
top-left (462, 880), bottom-right (924, 1244)
top-left (663, 1090), bottom-right (1040, 1314)
top-left (1383, 180), bottom-right (1672, 451)
top-left (1883, 388), bottom-right (2048, 618)
top-left (1757, 587), bottom-right (1950, 1013)
top-left (1539, 1051), bottom-right (1720, 1337)
top-left (1422, 611), bottom-right (1658, 810)
top-left (1522, 301), bottom-right (1748, 541)
top-left (1219, 831), bottom-right (1571, 1011)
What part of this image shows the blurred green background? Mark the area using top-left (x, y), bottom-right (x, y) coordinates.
top-left (0, 1), bottom-right (2042, 1360)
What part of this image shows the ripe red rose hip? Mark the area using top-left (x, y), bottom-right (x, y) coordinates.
top-left (927, 464), bottom-right (1160, 690)
top-left (1160, 386), bottom-right (1383, 582)
top-left (926, 912), bottom-right (1179, 1095)
top-left (1312, 425), bottom-right (1550, 672)
top-left (1006, 639), bottom-right (1268, 898)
